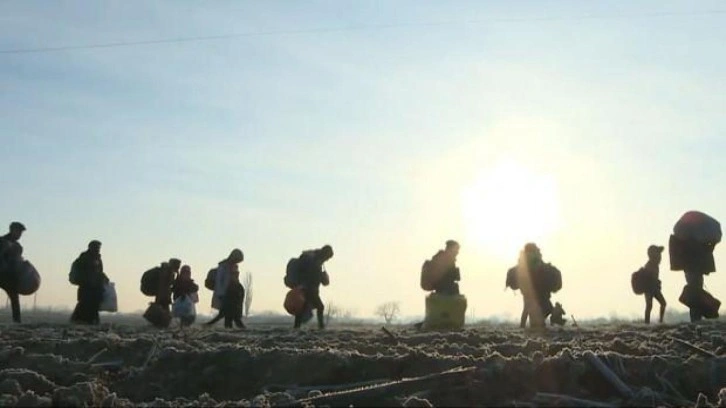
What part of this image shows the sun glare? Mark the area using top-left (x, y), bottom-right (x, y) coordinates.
top-left (461, 159), bottom-right (561, 256)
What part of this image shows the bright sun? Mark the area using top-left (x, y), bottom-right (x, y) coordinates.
top-left (461, 159), bottom-right (561, 257)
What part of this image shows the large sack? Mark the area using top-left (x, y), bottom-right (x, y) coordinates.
top-left (143, 303), bottom-right (171, 328)
top-left (99, 282), bottom-right (118, 312)
top-left (284, 287), bottom-right (306, 316)
top-left (674, 211), bottom-right (722, 244)
top-left (423, 293), bottom-right (467, 330)
top-left (669, 234), bottom-right (716, 273)
top-left (17, 261), bottom-right (41, 296)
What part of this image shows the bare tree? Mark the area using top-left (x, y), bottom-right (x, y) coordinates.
top-left (325, 302), bottom-right (341, 325)
top-left (243, 271), bottom-right (253, 317)
top-left (375, 302), bottom-right (401, 324)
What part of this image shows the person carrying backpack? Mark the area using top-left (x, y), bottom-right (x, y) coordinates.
top-left (512, 243), bottom-right (562, 329)
top-left (291, 245), bottom-right (333, 330)
top-left (0, 222), bottom-right (26, 323)
top-left (70, 240), bottom-right (109, 325)
top-left (421, 240), bottom-right (461, 295)
top-left (640, 245), bottom-right (666, 324)
top-left (141, 258), bottom-right (181, 328)
top-left (205, 249), bottom-right (244, 327)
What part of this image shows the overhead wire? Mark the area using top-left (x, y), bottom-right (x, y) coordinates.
top-left (1, 9), bottom-right (725, 55)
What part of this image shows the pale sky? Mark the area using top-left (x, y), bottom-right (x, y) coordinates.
top-left (1, 1), bottom-right (724, 321)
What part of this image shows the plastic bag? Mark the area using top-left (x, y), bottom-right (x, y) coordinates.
top-left (172, 296), bottom-right (196, 318)
top-left (99, 282), bottom-right (118, 312)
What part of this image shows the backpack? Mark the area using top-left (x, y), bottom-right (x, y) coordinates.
top-left (205, 268), bottom-right (217, 291)
top-left (631, 268), bottom-right (646, 295)
top-left (541, 263), bottom-right (562, 293)
top-left (141, 267), bottom-right (160, 297)
top-left (505, 266), bottom-right (519, 290)
top-left (420, 260), bottom-right (435, 291)
top-left (284, 258), bottom-right (301, 289)
top-left (69, 259), bottom-right (81, 286)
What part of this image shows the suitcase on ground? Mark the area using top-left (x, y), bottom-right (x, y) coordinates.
top-left (423, 293), bottom-right (467, 330)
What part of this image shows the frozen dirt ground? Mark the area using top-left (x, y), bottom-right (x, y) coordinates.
top-left (1, 320), bottom-right (726, 407)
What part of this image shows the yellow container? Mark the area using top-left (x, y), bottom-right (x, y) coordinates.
top-left (423, 293), bottom-right (467, 330)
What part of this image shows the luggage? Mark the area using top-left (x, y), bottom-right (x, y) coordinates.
top-left (669, 234), bottom-right (716, 273)
top-left (143, 303), bottom-right (172, 328)
top-left (284, 258), bottom-right (301, 289)
top-left (17, 261), bottom-right (41, 296)
top-left (172, 296), bottom-right (196, 318)
top-left (99, 282), bottom-right (118, 312)
top-left (284, 287), bottom-right (306, 316)
top-left (679, 285), bottom-right (721, 319)
top-left (205, 268), bottom-right (217, 290)
top-left (69, 260), bottom-right (81, 285)
top-left (505, 266), bottom-right (519, 290)
top-left (631, 269), bottom-right (646, 295)
top-left (423, 293), bottom-right (467, 330)
top-left (140, 267), bottom-right (160, 296)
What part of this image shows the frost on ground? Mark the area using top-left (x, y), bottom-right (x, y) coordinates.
top-left (0, 321), bottom-right (726, 407)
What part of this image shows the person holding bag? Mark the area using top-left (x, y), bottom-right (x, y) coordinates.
top-left (70, 240), bottom-right (109, 325)
top-left (172, 265), bottom-right (200, 326)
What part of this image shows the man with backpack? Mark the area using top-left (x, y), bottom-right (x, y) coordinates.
top-left (70, 240), bottom-right (109, 325)
top-left (638, 245), bottom-right (667, 324)
top-left (421, 240), bottom-right (461, 295)
top-left (0, 222), bottom-right (26, 323)
top-left (511, 243), bottom-right (562, 329)
top-left (141, 258), bottom-right (181, 327)
top-left (286, 245), bottom-right (333, 330)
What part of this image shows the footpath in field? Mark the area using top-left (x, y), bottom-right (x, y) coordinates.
top-left (1, 322), bottom-right (726, 407)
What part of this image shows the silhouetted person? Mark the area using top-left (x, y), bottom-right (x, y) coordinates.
top-left (0, 222), bottom-right (26, 323)
top-left (222, 266), bottom-right (246, 328)
top-left (156, 258), bottom-right (181, 311)
top-left (429, 240), bottom-right (461, 295)
top-left (293, 245), bottom-right (333, 329)
top-left (206, 249), bottom-right (244, 326)
top-left (515, 243), bottom-right (562, 329)
top-left (172, 265), bottom-right (200, 327)
top-left (682, 242), bottom-right (717, 322)
top-left (642, 245), bottom-right (666, 324)
top-left (70, 240), bottom-right (109, 325)
top-left (550, 302), bottom-right (566, 326)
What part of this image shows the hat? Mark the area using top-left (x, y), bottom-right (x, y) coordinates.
top-left (9, 222), bottom-right (25, 231)
top-left (168, 258), bottom-right (182, 269)
top-left (647, 245), bottom-right (664, 258)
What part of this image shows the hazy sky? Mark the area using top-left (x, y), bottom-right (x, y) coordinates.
top-left (1, 1), bottom-right (725, 321)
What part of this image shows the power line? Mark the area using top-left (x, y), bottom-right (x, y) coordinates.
top-left (2, 9), bottom-right (725, 55)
